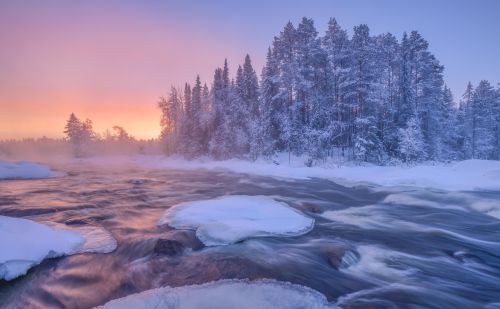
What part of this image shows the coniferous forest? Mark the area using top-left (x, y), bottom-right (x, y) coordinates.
top-left (157, 18), bottom-right (499, 164)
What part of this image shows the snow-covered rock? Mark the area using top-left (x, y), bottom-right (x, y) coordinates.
top-left (0, 160), bottom-right (60, 180)
top-left (159, 195), bottom-right (314, 246)
top-left (97, 279), bottom-right (335, 309)
top-left (0, 216), bottom-right (117, 281)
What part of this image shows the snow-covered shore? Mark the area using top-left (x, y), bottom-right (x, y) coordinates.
top-left (4, 155), bottom-right (500, 191)
top-left (132, 155), bottom-right (500, 191)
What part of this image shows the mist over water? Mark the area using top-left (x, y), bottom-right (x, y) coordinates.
top-left (1, 159), bottom-right (500, 308)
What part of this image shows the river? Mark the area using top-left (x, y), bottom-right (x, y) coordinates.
top-left (1, 161), bottom-right (499, 308)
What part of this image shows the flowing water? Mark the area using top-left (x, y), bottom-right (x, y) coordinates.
top-left (1, 161), bottom-right (500, 308)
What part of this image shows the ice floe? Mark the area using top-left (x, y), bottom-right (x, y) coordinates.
top-left (96, 279), bottom-right (336, 309)
top-left (0, 160), bottom-right (60, 180)
top-left (0, 216), bottom-right (117, 281)
top-left (159, 195), bottom-right (314, 246)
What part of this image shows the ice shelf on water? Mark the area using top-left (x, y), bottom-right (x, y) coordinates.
top-left (159, 195), bottom-right (314, 246)
top-left (96, 279), bottom-right (336, 309)
top-left (0, 216), bottom-right (117, 281)
top-left (0, 160), bottom-right (60, 180)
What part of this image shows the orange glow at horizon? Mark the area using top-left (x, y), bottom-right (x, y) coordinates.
top-left (0, 96), bottom-right (161, 140)
top-left (0, 1), bottom-right (263, 140)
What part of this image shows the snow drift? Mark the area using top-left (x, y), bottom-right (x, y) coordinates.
top-left (159, 195), bottom-right (314, 246)
top-left (96, 279), bottom-right (335, 309)
top-left (0, 216), bottom-right (117, 281)
top-left (0, 160), bottom-right (60, 180)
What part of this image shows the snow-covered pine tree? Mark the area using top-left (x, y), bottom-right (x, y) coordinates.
top-left (374, 32), bottom-right (400, 158)
top-left (199, 83), bottom-right (211, 154)
top-left (237, 55), bottom-right (261, 159)
top-left (158, 87), bottom-right (181, 154)
top-left (346, 24), bottom-right (382, 161)
top-left (209, 60), bottom-right (233, 158)
top-left (156, 17), bottom-right (498, 164)
top-left (398, 32), bottom-right (416, 129)
top-left (403, 31), bottom-right (445, 160)
top-left (178, 83), bottom-right (192, 154)
top-left (190, 75), bottom-right (204, 156)
top-left (259, 47), bottom-right (280, 157)
top-left (273, 22), bottom-right (297, 156)
top-left (322, 18), bottom-right (351, 158)
top-left (460, 82), bottom-right (475, 158)
top-left (494, 84), bottom-right (500, 159)
top-left (295, 18), bottom-right (330, 160)
top-left (470, 80), bottom-right (497, 159)
top-left (398, 117), bottom-right (426, 163)
top-left (439, 85), bottom-right (461, 160)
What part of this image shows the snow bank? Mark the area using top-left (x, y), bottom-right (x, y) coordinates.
top-left (0, 216), bottom-right (117, 281)
top-left (330, 159), bottom-right (500, 191)
top-left (97, 279), bottom-right (335, 309)
top-left (135, 155), bottom-right (500, 191)
top-left (159, 195), bottom-right (314, 246)
top-left (0, 160), bottom-right (60, 180)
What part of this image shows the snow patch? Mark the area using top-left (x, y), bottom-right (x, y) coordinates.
top-left (159, 195), bottom-right (314, 246)
top-left (96, 279), bottom-right (336, 309)
top-left (0, 216), bottom-right (117, 281)
top-left (0, 160), bottom-right (61, 180)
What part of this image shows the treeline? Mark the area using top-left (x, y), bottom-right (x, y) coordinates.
top-left (159, 17), bottom-right (499, 163)
top-left (63, 113), bottom-right (157, 156)
top-left (64, 113), bottom-right (134, 144)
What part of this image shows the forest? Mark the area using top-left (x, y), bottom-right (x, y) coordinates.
top-left (156, 17), bottom-right (500, 164)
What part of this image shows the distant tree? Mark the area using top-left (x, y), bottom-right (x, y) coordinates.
top-left (63, 113), bottom-right (96, 156)
top-left (64, 113), bottom-right (83, 145)
top-left (112, 126), bottom-right (132, 142)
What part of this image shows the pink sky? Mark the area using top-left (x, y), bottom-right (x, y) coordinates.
top-left (1, 0), bottom-right (499, 139)
top-left (0, 1), bottom-right (263, 139)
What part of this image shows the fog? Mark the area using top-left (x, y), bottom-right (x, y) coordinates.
top-left (0, 138), bottom-right (163, 165)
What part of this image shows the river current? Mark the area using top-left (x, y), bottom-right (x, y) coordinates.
top-left (0, 161), bottom-right (499, 308)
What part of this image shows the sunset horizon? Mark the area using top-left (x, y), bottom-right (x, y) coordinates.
top-left (1, 0), bottom-right (499, 140)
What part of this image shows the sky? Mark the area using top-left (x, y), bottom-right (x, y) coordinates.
top-left (0, 0), bottom-right (499, 140)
